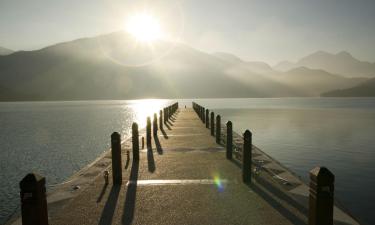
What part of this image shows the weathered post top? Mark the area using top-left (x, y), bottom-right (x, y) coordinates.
top-left (309, 166), bottom-right (335, 225)
top-left (20, 173), bottom-right (46, 189)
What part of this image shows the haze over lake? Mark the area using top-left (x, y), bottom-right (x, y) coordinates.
top-left (1, 98), bottom-right (374, 224)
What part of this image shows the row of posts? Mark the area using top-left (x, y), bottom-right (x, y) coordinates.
top-left (192, 102), bottom-right (335, 225)
top-left (18, 102), bottom-right (179, 225)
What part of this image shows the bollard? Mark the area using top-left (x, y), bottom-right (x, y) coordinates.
top-left (19, 173), bottom-right (49, 225)
top-left (111, 132), bottom-right (122, 185)
top-left (146, 117), bottom-right (151, 147)
top-left (163, 108), bottom-right (167, 123)
top-left (242, 130), bottom-right (252, 183)
top-left (210, 112), bottom-right (215, 136)
top-left (165, 107), bottom-right (169, 122)
top-left (309, 167), bottom-right (335, 225)
top-left (216, 115), bottom-right (221, 144)
top-left (132, 123), bottom-right (139, 161)
top-left (226, 121), bottom-right (233, 159)
top-left (153, 113), bottom-right (158, 135)
top-left (202, 107), bottom-right (206, 123)
top-left (206, 109), bottom-right (209, 128)
top-left (141, 136), bottom-right (145, 149)
top-left (159, 110), bottom-right (163, 130)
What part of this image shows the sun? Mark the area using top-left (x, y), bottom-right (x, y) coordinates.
top-left (125, 13), bottom-right (163, 42)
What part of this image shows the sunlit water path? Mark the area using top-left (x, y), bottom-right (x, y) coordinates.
top-left (0, 99), bottom-right (171, 224)
top-left (1, 98), bottom-right (375, 224)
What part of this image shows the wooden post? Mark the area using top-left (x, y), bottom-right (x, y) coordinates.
top-left (210, 112), bottom-right (215, 136)
top-left (146, 117), bottom-right (151, 147)
top-left (206, 109), bottom-right (209, 128)
top-left (202, 107), bottom-right (206, 123)
top-left (19, 173), bottom-right (49, 225)
top-left (216, 115), bottom-right (221, 144)
top-left (132, 123), bottom-right (139, 161)
top-left (153, 113), bottom-right (158, 135)
top-left (159, 110), bottom-right (163, 130)
top-left (309, 167), bottom-right (335, 225)
top-left (226, 121), bottom-right (233, 159)
top-left (242, 130), bottom-right (252, 183)
top-left (111, 132), bottom-right (122, 185)
top-left (201, 107), bottom-right (204, 121)
top-left (141, 136), bottom-right (144, 149)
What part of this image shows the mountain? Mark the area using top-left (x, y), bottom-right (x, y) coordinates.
top-left (0, 46), bottom-right (13, 55)
top-left (274, 51), bottom-right (375, 78)
top-left (322, 78), bottom-right (375, 97)
top-left (0, 32), bottom-right (366, 100)
top-left (213, 52), bottom-right (274, 74)
top-left (274, 67), bottom-right (367, 96)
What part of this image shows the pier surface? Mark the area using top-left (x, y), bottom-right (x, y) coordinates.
top-left (9, 108), bottom-right (361, 225)
top-left (48, 108), bottom-right (305, 225)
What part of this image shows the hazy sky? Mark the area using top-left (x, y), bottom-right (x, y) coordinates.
top-left (1, 0), bottom-right (375, 64)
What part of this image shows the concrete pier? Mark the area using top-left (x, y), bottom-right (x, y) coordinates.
top-left (9, 105), bottom-right (361, 225)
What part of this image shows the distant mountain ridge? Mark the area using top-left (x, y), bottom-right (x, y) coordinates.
top-left (0, 46), bottom-right (14, 55)
top-left (0, 32), bottom-right (368, 100)
top-left (274, 51), bottom-right (375, 78)
top-left (322, 78), bottom-right (375, 97)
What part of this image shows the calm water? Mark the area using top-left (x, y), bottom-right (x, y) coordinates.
top-left (1, 98), bottom-right (375, 224)
top-left (0, 99), bottom-right (171, 224)
top-left (191, 98), bottom-right (375, 225)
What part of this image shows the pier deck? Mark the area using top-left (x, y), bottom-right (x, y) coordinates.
top-left (47, 108), bottom-right (306, 225)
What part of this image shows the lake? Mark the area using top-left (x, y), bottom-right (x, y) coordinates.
top-left (1, 98), bottom-right (375, 224)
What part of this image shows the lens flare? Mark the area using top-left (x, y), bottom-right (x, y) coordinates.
top-left (213, 174), bottom-right (224, 192)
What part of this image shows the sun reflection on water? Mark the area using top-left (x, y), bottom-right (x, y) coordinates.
top-left (127, 99), bottom-right (171, 128)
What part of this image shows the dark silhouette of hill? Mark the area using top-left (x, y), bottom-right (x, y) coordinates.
top-left (0, 32), bottom-right (367, 100)
top-left (0, 46), bottom-right (13, 55)
top-left (275, 51), bottom-right (375, 78)
top-left (322, 78), bottom-right (375, 97)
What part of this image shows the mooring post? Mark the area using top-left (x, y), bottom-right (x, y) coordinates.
top-left (19, 173), bottom-right (49, 225)
top-left (166, 107), bottom-right (169, 122)
top-left (111, 132), bottom-right (122, 185)
top-left (309, 167), bottom-right (335, 225)
top-left (226, 121), bottom-right (233, 159)
top-left (132, 123), bottom-right (139, 161)
top-left (216, 115), bottom-right (221, 143)
top-left (200, 107), bottom-right (203, 121)
top-left (202, 107), bottom-right (206, 123)
top-left (206, 109), bottom-right (209, 128)
top-left (243, 130), bottom-right (252, 183)
top-left (153, 113), bottom-right (158, 135)
top-left (146, 117), bottom-right (151, 147)
top-left (142, 136), bottom-right (145, 149)
top-left (159, 110), bottom-right (163, 130)
top-left (210, 112), bottom-right (215, 136)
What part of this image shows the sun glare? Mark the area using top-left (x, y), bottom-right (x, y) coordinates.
top-left (125, 13), bottom-right (163, 42)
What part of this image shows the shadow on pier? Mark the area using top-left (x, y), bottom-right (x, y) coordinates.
top-left (122, 161), bottom-right (139, 225)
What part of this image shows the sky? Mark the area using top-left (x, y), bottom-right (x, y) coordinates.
top-left (1, 0), bottom-right (375, 65)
